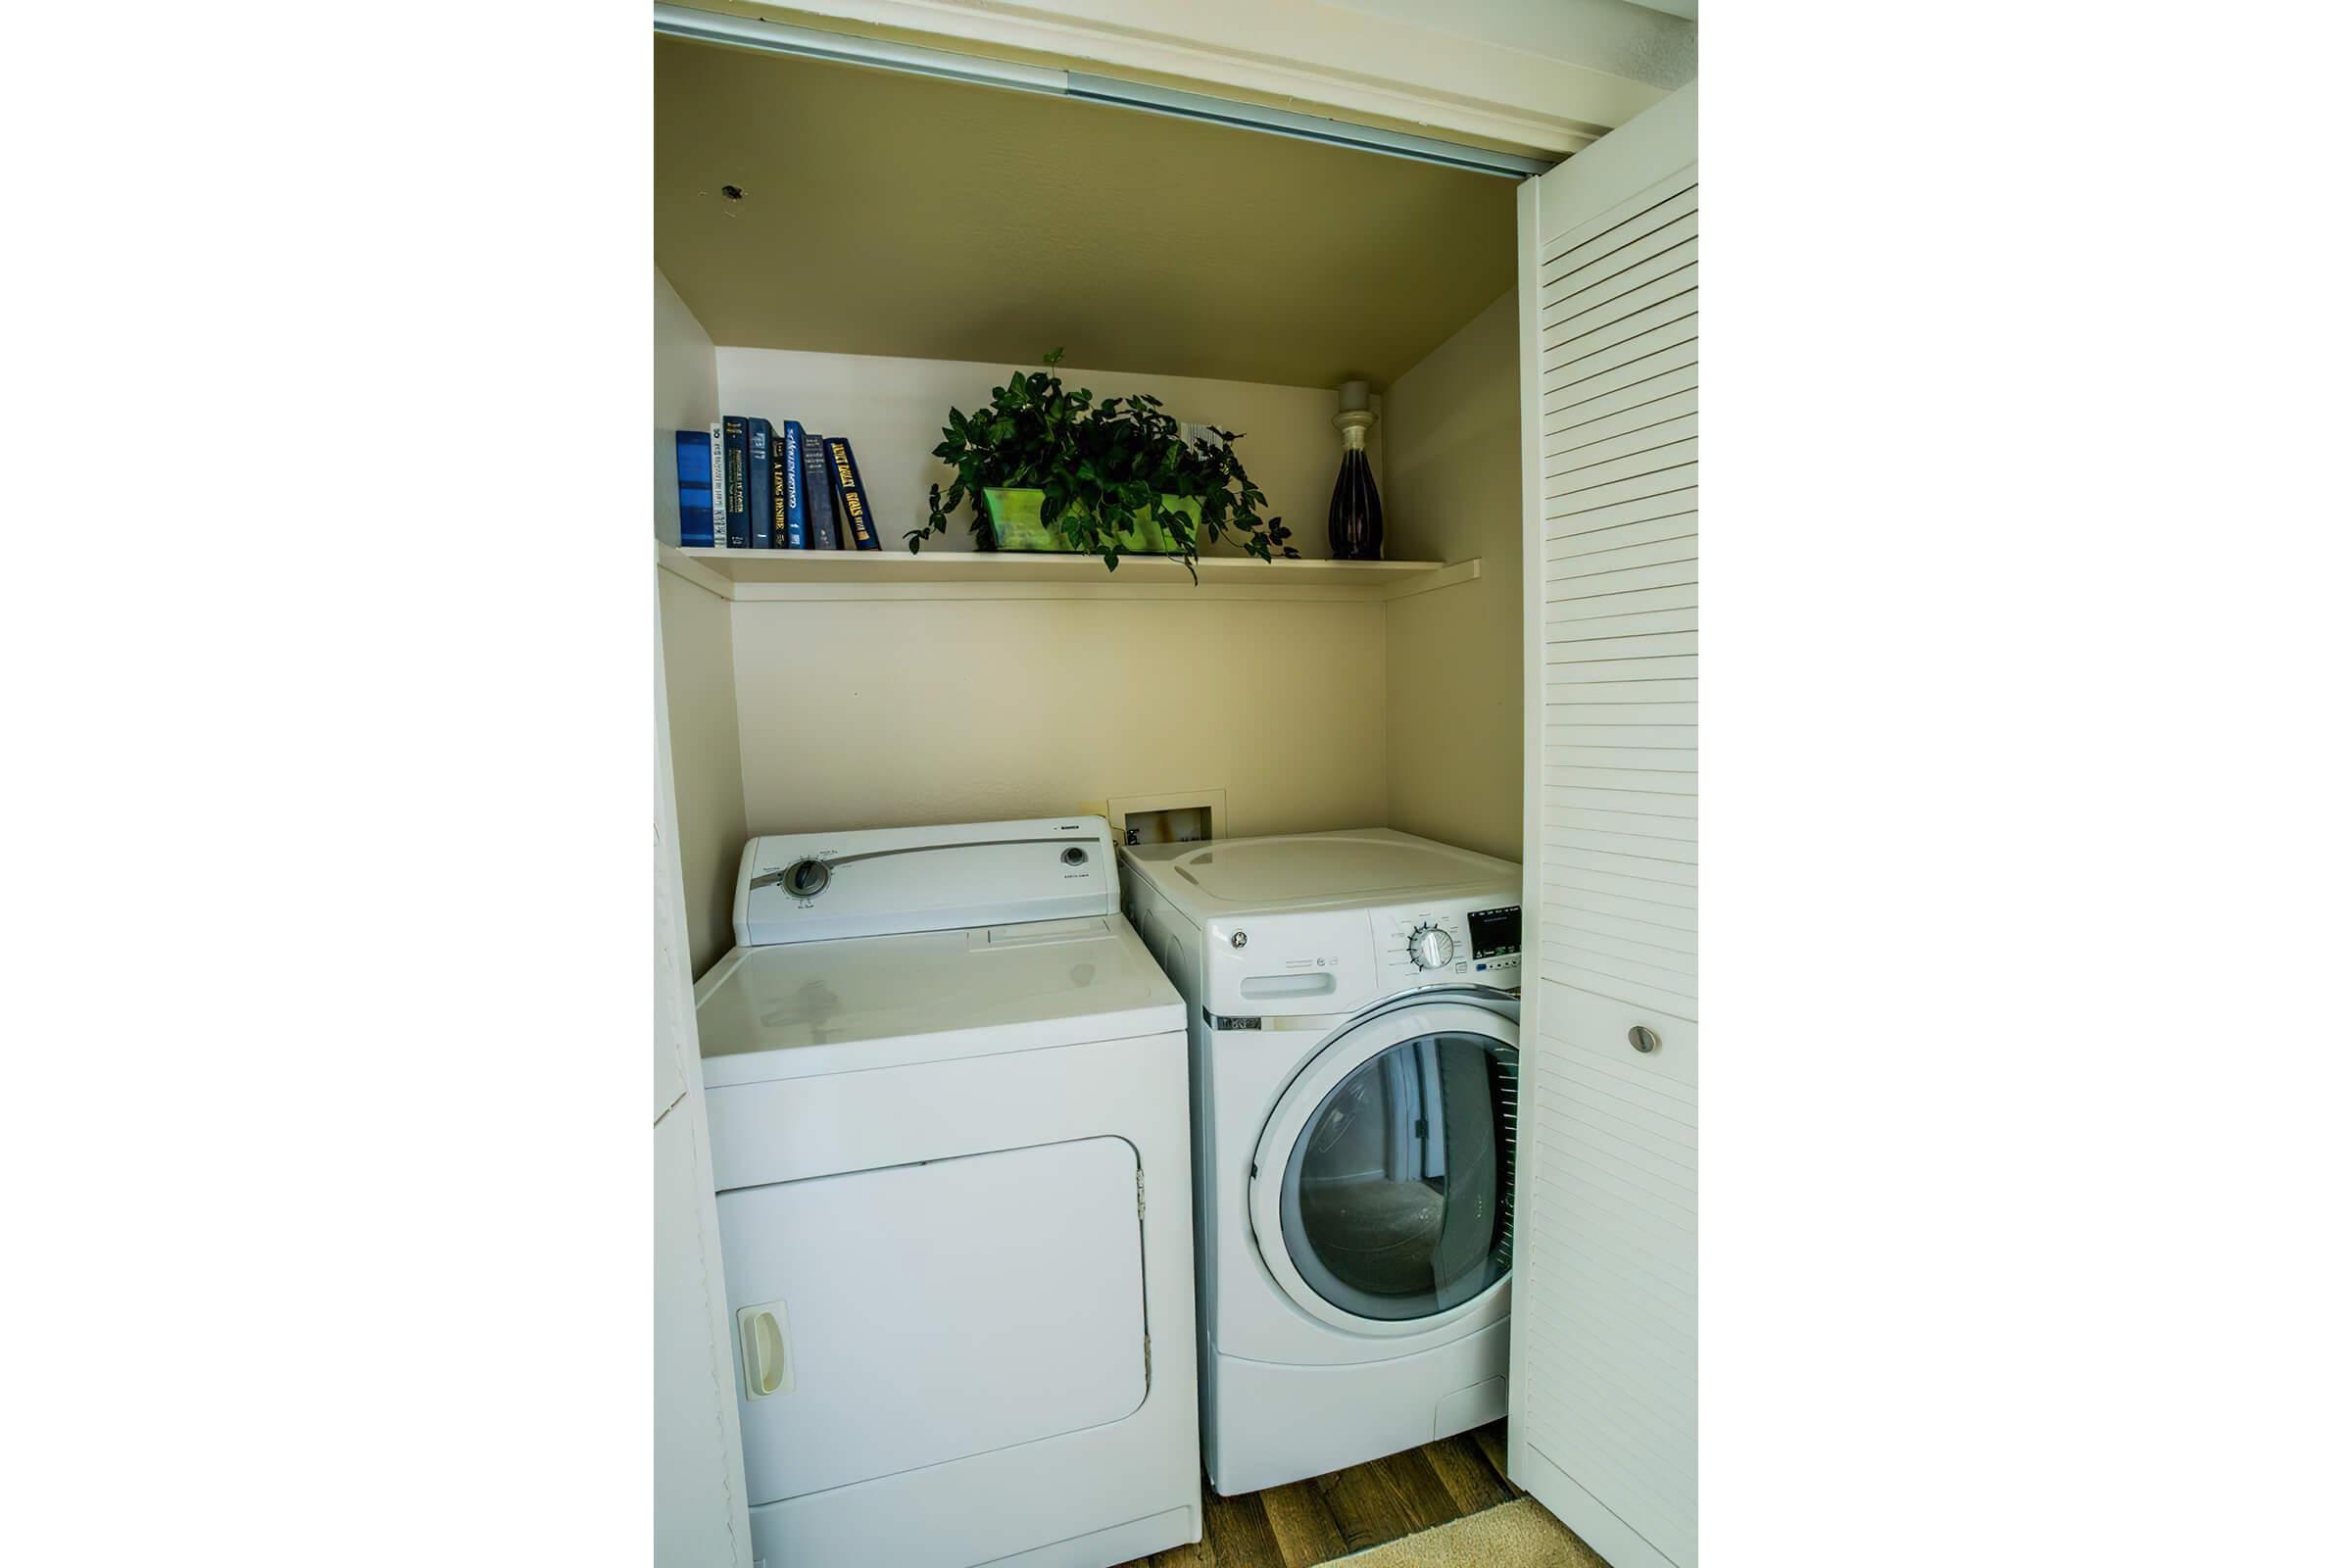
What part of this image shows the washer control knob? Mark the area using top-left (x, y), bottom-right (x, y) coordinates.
top-left (1407, 923), bottom-right (1454, 970)
top-left (783, 858), bottom-right (831, 899)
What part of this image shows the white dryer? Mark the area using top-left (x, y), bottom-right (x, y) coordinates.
top-left (695, 817), bottom-right (1200, 1568)
top-left (1119, 828), bottom-right (1523, 1496)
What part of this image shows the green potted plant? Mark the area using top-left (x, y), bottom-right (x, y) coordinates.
top-left (905, 350), bottom-right (1298, 575)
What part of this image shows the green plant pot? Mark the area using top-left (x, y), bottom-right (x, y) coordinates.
top-left (980, 488), bottom-right (1201, 554)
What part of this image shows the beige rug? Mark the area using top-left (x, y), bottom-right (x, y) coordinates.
top-left (1337, 1497), bottom-right (1608, 1567)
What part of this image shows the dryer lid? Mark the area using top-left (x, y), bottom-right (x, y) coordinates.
top-left (693, 914), bottom-right (1183, 1087)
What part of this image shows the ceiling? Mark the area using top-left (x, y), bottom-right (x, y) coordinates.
top-left (654, 36), bottom-right (1518, 390)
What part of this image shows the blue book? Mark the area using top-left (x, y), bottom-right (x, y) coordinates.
top-left (674, 431), bottom-right (715, 547)
top-left (778, 421), bottom-right (811, 549)
top-left (826, 436), bottom-right (882, 551)
top-left (745, 417), bottom-right (775, 550)
top-left (768, 431), bottom-right (789, 550)
top-left (720, 416), bottom-right (750, 549)
top-left (801, 431), bottom-right (841, 549)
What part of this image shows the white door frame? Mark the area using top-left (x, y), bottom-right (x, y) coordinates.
top-left (656, 576), bottom-right (754, 1568)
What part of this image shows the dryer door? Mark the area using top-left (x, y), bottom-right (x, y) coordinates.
top-left (719, 1136), bottom-right (1150, 1505)
top-left (1250, 1002), bottom-right (1518, 1337)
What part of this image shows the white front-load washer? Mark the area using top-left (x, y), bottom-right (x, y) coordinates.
top-left (1119, 828), bottom-right (1524, 1495)
top-left (696, 816), bottom-right (1201, 1568)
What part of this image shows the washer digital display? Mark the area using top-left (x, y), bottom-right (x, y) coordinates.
top-left (1467, 906), bottom-right (1521, 959)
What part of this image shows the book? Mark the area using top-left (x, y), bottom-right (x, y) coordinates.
top-left (720, 416), bottom-right (750, 548)
top-left (745, 417), bottom-right (775, 550)
top-left (801, 430), bottom-right (841, 549)
top-left (708, 422), bottom-right (722, 538)
top-left (828, 460), bottom-right (853, 547)
top-left (777, 421), bottom-right (810, 549)
top-left (770, 437), bottom-right (789, 550)
top-left (826, 435), bottom-right (881, 551)
top-left (674, 430), bottom-right (714, 547)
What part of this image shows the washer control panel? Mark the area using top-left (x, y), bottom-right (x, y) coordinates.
top-left (1466, 906), bottom-right (1522, 972)
top-left (1380, 903), bottom-right (1520, 986)
top-left (1183, 894), bottom-right (1525, 1016)
top-left (1407, 922), bottom-right (1455, 970)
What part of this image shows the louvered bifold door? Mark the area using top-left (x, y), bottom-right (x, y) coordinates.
top-left (1507, 82), bottom-right (1697, 1568)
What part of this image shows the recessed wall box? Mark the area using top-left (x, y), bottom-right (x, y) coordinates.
top-left (1106, 789), bottom-right (1227, 847)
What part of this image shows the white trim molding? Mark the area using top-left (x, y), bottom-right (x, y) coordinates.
top-left (662, 0), bottom-right (1692, 158)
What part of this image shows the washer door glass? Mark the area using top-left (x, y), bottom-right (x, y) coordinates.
top-left (1277, 1030), bottom-right (1517, 1322)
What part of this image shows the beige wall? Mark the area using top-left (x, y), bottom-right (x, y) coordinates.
top-left (713, 346), bottom-right (1374, 560)
top-left (656, 269), bottom-right (718, 547)
top-left (716, 343), bottom-right (1395, 848)
top-left (660, 571), bottom-right (749, 978)
top-left (1381, 288), bottom-right (1523, 861)
top-left (656, 270), bottom-right (744, 974)
top-left (731, 597), bottom-right (1386, 839)
top-left (665, 326), bottom-right (1523, 918)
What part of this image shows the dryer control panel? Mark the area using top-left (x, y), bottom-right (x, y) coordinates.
top-left (735, 816), bottom-right (1114, 948)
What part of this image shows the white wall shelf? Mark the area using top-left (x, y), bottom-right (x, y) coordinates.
top-left (657, 543), bottom-right (1479, 603)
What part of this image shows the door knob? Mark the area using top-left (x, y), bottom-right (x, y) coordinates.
top-left (1629, 1025), bottom-right (1661, 1054)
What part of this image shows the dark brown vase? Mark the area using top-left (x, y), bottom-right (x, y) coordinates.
top-left (1328, 446), bottom-right (1384, 560)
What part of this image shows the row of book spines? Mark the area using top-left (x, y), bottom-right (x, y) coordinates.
top-left (675, 418), bottom-right (881, 551)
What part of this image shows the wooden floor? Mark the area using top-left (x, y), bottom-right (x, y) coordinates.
top-left (1126, 1422), bottom-right (1522, 1568)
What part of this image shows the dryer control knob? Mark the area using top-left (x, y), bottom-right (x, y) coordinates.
top-left (1408, 923), bottom-right (1455, 970)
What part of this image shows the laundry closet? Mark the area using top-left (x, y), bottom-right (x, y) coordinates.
top-left (653, 11), bottom-right (1696, 1568)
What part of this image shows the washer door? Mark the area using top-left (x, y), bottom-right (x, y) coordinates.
top-left (1250, 1002), bottom-right (1518, 1336)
